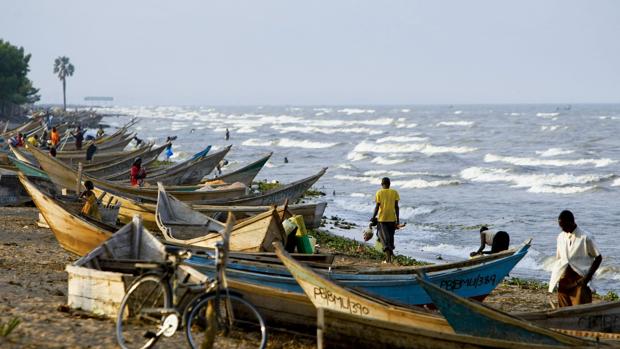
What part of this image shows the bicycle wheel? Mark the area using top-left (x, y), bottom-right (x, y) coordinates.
top-left (185, 293), bottom-right (267, 349)
top-left (116, 274), bottom-right (172, 349)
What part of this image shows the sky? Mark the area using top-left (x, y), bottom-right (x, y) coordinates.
top-left (1, 1), bottom-right (619, 106)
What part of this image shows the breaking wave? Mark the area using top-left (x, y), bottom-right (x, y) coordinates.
top-left (535, 148), bottom-right (574, 157)
top-left (353, 140), bottom-right (476, 156)
top-left (484, 154), bottom-right (616, 168)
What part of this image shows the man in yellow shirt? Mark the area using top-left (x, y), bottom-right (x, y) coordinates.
top-left (371, 177), bottom-right (400, 263)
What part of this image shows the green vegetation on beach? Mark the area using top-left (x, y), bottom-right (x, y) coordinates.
top-left (311, 228), bottom-right (429, 266)
top-left (0, 317), bottom-right (20, 337)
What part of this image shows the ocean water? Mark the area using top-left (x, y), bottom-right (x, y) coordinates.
top-left (95, 104), bottom-right (620, 292)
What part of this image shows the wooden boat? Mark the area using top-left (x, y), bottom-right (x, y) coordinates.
top-left (18, 172), bottom-right (115, 255)
top-left (83, 143), bottom-right (168, 179)
top-left (200, 167), bottom-right (328, 205)
top-left (516, 301), bottom-right (620, 334)
top-left (193, 201), bottom-right (327, 229)
top-left (416, 273), bottom-right (616, 344)
top-left (55, 134), bottom-right (136, 163)
top-left (0, 170), bottom-right (56, 206)
top-left (1, 118), bottom-right (42, 139)
top-left (135, 145), bottom-right (230, 186)
top-left (203, 152), bottom-right (272, 186)
top-left (57, 126), bottom-right (129, 151)
top-left (185, 239), bottom-right (532, 307)
top-left (273, 244), bottom-right (597, 349)
top-left (28, 144), bottom-right (247, 203)
top-left (156, 183), bottom-right (287, 251)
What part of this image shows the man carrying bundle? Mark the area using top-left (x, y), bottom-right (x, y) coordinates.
top-left (371, 177), bottom-right (400, 263)
top-left (549, 210), bottom-right (603, 307)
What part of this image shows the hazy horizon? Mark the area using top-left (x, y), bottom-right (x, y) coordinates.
top-left (2, 0), bottom-right (619, 106)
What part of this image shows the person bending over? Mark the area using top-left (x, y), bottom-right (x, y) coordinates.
top-left (470, 227), bottom-right (510, 257)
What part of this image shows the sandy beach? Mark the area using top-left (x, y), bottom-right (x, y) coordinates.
top-left (0, 206), bottom-right (581, 348)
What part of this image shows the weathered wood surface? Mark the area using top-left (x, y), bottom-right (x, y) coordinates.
top-left (156, 183), bottom-right (286, 252)
top-left (203, 152), bottom-right (272, 186)
top-left (67, 216), bottom-right (166, 317)
top-left (28, 144), bottom-right (247, 203)
top-left (317, 308), bottom-right (579, 349)
top-left (516, 301), bottom-right (620, 334)
top-left (416, 273), bottom-right (589, 346)
top-left (276, 245), bottom-right (609, 347)
top-left (19, 173), bottom-right (114, 255)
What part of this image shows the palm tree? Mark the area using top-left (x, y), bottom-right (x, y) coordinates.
top-left (53, 56), bottom-right (75, 111)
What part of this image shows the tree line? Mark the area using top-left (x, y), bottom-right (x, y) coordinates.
top-left (0, 39), bottom-right (75, 120)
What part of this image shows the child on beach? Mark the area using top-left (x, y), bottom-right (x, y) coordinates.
top-left (79, 180), bottom-right (101, 221)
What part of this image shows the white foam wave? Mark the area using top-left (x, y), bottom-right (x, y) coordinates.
top-left (537, 112), bottom-right (560, 117)
top-left (535, 148), bottom-right (574, 157)
top-left (453, 110), bottom-right (463, 115)
top-left (338, 164), bottom-right (353, 170)
top-left (461, 167), bottom-right (611, 194)
top-left (353, 141), bottom-right (476, 156)
top-left (371, 156), bottom-right (406, 165)
top-left (346, 151), bottom-right (367, 162)
top-left (612, 179), bottom-right (620, 187)
top-left (364, 170), bottom-right (432, 177)
top-left (236, 127), bottom-right (256, 133)
top-left (420, 243), bottom-right (470, 259)
top-left (541, 125), bottom-right (563, 132)
top-left (436, 121), bottom-right (474, 127)
top-left (399, 206), bottom-right (434, 219)
top-left (350, 192), bottom-right (367, 198)
top-left (277, 138), bottom-right (338, 149)
top-left (337, 108), bottom-right (375, 115)
top-left (271, 125), bottom-right (382, 135)
top-left (401, 109), bottom-right (411, 113)
top-left (376, 136), bottom-right (427, 143)
top-left (334, 175), bottom-right (459, 189)
top-left (484, 154), bottom-right (616, 168)
top-left (395, 178), bottom-right (460, 189)
top-left (242, 139), bottom-right (273, 147)
top-left (242, 138), bottom-right (338, 149)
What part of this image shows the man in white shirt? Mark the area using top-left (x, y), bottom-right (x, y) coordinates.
top-left (549, 210), bottom-right (602, 307)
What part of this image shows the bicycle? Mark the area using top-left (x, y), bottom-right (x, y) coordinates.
top-left (115, 214), bottom-right (267, 349)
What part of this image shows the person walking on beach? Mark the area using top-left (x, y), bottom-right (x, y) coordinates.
top-left (470, 227), bottom-right (510, 257)
top-left (225, 128), bottom-right (230, 140)
top-left (371, 177), bottom-right (400, 263)
top-left (549, 210), bottom-right (602, 307)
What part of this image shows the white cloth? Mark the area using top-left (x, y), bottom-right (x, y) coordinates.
top-left (483, 230), bottom-right (496, 245)
top-left (548, 226), bottom-right (601, 293)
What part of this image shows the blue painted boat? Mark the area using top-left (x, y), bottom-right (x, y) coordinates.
top-left (185, 241), bottom-right (531, 306)
top-left (416, 273), bottom-right (610, 345)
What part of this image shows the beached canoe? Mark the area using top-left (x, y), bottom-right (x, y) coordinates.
top-left (416, 273), bottom-right (614, 344)
top-left (274, 244), bottom-right (596, 349)
top-left (83, 143), bottom-right (169, 179)
top-left (55, 135), bottom-right (136, 164)
top-left (18, 173), bottom-right (116, 255)
top-left (515, 301), bottom-right (620, 335)
top-left (0, 170), bottom-right (56, 206)
top-left (186, 239), bottom-right (532, 307)
top-left (203, 152), bottom-right (272, 186)
top-left (156, 183), bottom-right (287, 252)
top-left (135, 145), bottom-right (230, 186)
top-left (201, 167), bottom-right (327, 206)
top-left (57, 127), bottom-right (129, 152)
top-left (28, 144), bottom-right (246, 203)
